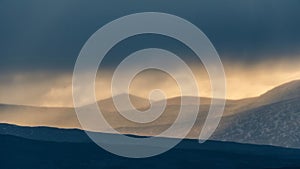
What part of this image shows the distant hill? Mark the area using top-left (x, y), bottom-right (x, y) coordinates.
top-left (236, 80), bottom-right (300, 111)
top-left (0, 103), bottom-right (80, 128)
top-left (98, 93), bottom-right (151, 112)
top-left (258, 80), bottom-right (300, 104)
top-left (1, 80), bottom-right (300, 148)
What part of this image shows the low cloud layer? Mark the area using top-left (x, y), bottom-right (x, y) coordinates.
top-left (1, 58), bottom-right (300, 107)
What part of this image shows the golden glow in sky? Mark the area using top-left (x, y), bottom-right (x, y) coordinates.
top-left (0, 58), bottom-right (300, 107)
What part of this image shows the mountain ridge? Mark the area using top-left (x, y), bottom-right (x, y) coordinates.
top-left (0, 80), bottom-right (300, 148)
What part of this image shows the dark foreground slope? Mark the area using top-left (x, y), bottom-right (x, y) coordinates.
top-left (1, 134), bottom-right (300, 169)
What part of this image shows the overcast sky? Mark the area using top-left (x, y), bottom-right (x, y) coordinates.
top-left (1, 0), bottom-right (300, 106)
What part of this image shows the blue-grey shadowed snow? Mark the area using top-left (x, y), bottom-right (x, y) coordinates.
top-left (0, 0), bottom-right (300, 72)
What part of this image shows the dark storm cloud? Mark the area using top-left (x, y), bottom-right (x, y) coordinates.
top-left (0, 0), bottom-right (300, 72)
top-left (1, 0), bottom-right (300, 106)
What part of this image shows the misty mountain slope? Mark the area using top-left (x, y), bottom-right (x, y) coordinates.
top-left (212, 97), bottom-right (300, 148)
top-left (104, 104), bottom-right (213, 138)
top-left (113, 81), bottom-right (300, 146)
top-left (2, 133), bottom-right (300, 169)
top-left (0, 96), bottom-right (209, 134)
top-left (216, 80), bottom-right (300, 116)
top-left (0, 94), bottom-right (150, 130)
top-left (153, 96), bottom-right (255, 116)
top-left (239, 80), bottom-right (300, 112)
top-left (258, 80), bottom-right (300, 104)
top-left (0, 104), bottom-right (81, 128)
top-left (98, 93), bottom-right (151, 112)
top-left (1, 80), bottom-right (300, 148)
